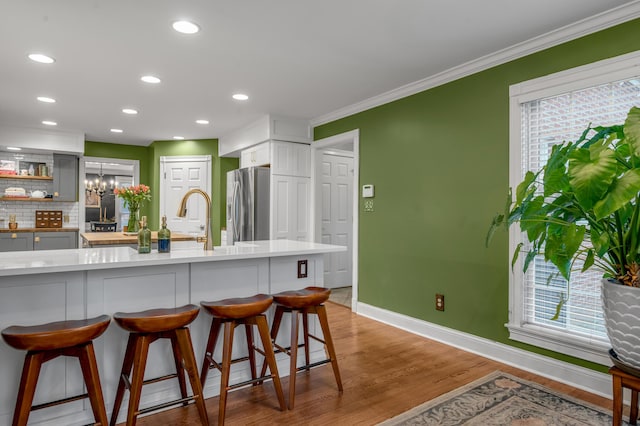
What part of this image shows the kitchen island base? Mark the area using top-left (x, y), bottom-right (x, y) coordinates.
top-left (0, 241), bottom-right (343, 426)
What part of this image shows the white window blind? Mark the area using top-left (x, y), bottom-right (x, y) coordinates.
top-left (520, 78), bottom-right (640, 344)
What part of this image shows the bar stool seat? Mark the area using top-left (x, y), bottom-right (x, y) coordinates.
top-left (261, 286), bottom-right (343, 409)
top-left (200, 294), bottom-right (286, 426)
top-left (2, 315), bottom-right (111, 426)
top-left (110, 305), bottom-right (209, 426)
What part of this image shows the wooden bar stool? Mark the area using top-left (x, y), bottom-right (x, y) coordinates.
top-left (610, 366), bottom-right (640, 425)
top-left (110, 305), bottom-right (209, 426)
top-left (1, 315), bottom-right (111, 426)
top-left (259, 286), bottom-right (342, 409)
top-left (200, 294), bottom-right (286, 426)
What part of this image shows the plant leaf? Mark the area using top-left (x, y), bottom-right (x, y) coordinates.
top-left (515, 171), bottom-right (536, 206)
top-left (582, 249), bottom-right (595, 272)
top-left (511, 242), bottom-right (523, 272)
top-left (551, 294), bottom-right (567, 321)
top-left (593, 169), bottom-right (640, 219)
top-left (568, 145), bottom-right (616, 211)
top-left (625, 106), bottom-right (640, 155)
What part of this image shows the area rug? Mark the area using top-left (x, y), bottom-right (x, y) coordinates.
top-left (378, 371), bottom-right (625, 425)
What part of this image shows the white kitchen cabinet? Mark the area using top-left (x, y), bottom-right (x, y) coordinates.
top-left (240, 142), bottom-right (271, 168)
top-left (271, 141), bottom-right (310, 177)
top-left (271, 175), bottom-right (310, 241)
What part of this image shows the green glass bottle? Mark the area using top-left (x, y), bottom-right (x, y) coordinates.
top-left (158, 215), bottom-right (171, 253)
top-left (137, 215), bottom-right (151, 254)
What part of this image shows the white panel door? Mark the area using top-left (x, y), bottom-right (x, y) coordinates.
top-left (160, 156), bottom-right (211, 235)
top-left (320, 153), bottom-right (353, 288)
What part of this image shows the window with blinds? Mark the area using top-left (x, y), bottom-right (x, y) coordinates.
top-left (519, 78), bottom-right (640, 342)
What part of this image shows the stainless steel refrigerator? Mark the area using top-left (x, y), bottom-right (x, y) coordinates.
top-left (226, 167), bottom-right (270, 245)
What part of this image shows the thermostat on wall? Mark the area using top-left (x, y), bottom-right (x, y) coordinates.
top-left (362, 184), bottom-right (374, 198)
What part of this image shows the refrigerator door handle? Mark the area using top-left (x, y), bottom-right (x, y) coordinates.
top-left (232, 180), bottom-right (240, 243)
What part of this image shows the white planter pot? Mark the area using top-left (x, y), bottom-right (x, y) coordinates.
top-left (602, 278), bottom-right (640, 369)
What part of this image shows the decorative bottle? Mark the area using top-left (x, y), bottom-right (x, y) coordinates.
top-left (137, 215), bottom-right (151, 254)
top-left (158, 215), bottom-right (171, 253)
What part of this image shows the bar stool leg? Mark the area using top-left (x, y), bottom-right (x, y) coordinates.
top-left (200, 317), bottom-right (222, 387)
top-left (288, 309), bottom-right (300, 410)
top-left (174, 327), bottom-right (210, 426)
top-left (169, 334), bottom-right (188, 405)
top-left (12, 351), bottom-right (45, 426)
top-left (302, 311), bottom-right (310, 369)
top-left (245, 324), bottom-right (257, 384)
top-left (219, 321), bottom-right (236, 426)
top-left (77, 343), bottom-right (109, 426)
top-left (255, 315), bottom-right (286, 411)
top-left (258, 306), bottom-right (285, 380)
top-left (632, 389), bottom-right (639, 425)
top-left (110, 334), bottom-right (137, 426)
top-left (316, 305), bottom-right (343, 392)
top-left (127, 334), bottom-right (151, 426)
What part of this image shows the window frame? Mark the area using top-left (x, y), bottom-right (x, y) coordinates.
top-left (507, 50), bottom-right (640, 366)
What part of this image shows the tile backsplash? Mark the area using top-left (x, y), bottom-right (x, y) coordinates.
top-left (0, 152), bottom-right (79, 229)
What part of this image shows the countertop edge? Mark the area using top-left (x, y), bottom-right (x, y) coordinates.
top-left (0, 240), bottom-right (347, 277)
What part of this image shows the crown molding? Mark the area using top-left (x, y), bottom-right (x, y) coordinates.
top-left (310, 1), bottom-right (640, 128)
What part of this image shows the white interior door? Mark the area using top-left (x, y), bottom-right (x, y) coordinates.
top-left (160, 156), bottom-right (211, 236)
top-left (319, 152), bottom-right (353, 288)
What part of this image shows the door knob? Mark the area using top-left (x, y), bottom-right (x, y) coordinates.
top-left (200, 224), bottom-right (205, 230)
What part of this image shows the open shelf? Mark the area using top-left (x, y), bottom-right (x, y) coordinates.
top-left (0, 174), bottom-right (52, 181)
top-left (0, 197), bottom-right (52, 202)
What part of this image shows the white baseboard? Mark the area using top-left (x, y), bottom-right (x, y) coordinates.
top-left (355, 302), bottom-right (613, 399)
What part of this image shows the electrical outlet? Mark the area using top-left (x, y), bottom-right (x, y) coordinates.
top-left (364, 200), bottom-right (374, 212)
top-left (436, 293), bottom-right (445, 311)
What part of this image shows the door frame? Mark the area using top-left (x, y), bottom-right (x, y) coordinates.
top-left (80, 156), bottom-right (140, 233)
top-left (310, 129), bottom-right (359, 311)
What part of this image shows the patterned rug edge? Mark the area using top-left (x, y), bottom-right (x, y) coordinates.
top-left (377, 371), bottom-right (615, 425)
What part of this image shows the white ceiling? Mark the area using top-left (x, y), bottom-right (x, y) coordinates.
top-left (0, 0), bottom-right (637, 147)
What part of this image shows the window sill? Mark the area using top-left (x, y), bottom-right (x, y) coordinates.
top-left (506, 322), bottom-right (610, 366)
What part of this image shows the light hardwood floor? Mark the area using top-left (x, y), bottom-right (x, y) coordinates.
top-left (123, 301), bottom-right (616, 425)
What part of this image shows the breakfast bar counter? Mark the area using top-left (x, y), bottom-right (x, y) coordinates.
top-left (0, 240), bottom-right (346, 426)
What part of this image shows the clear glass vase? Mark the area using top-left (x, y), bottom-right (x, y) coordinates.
top-left (127, 208), bottom-right (140, 233)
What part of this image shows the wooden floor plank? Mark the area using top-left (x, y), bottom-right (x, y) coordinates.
top-left (121, 301), bottom-right (615, 425)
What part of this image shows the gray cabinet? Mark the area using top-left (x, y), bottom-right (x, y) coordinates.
top-left (0, 231), bottom-right (77, 251)
top-left (0, 233), bottom-right (34, 252)
top-left (53, 154), bottom-right (78, 201)
top-left (34, 231), bottom-right (78, 250)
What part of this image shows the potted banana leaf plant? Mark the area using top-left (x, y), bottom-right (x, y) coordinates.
top-left (487, 106), bottom-right (640, 369)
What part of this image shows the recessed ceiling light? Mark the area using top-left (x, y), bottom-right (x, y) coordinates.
top-left (173, 136), bottom-right (185, 140)
top-left (37, 96), bottom-right (56, 103)
top-left (141, 75), bottom-right (161, 84)
top-left (110, 128), bottom-right (123, 133)
top-left (172, 20), bottom-right (200, 34)
top-left (195, 119), bottom-right (209, 125)
top-left (42, 120), bottom-right (57, 126)
top-left (6, 147), bottom-right (22, 151)
top-left (122, 108), bottom-right (138, 115)
top-left (232, 93), bottom-right (249, 101)
top-left (28, 53), bottom-right (55, 64)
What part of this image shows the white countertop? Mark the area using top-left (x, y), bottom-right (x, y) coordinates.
top-left (0, 240), bottom-right (346, 277)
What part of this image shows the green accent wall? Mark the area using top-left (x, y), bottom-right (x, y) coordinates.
top-left (84, 139), bottom-right (238, 243)
top-left (314, 18), bottom-right (640, 371)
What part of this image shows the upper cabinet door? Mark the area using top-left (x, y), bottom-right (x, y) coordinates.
top-left (240, 142), bottom-right (270, 168)
top-left (271, 141), bottom-right (310, 177)
top-left (52, 154), bottom-right (79, 201)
